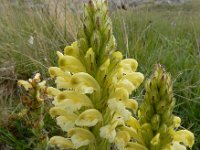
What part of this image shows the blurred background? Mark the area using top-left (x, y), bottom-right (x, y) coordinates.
top-left (0, 0), bottom-right (200, 149)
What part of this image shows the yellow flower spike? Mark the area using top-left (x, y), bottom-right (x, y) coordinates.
top-left (57, 51), bottom-right (86, 73)
top-left (64, 41), bottom-right (79, 58)
top-left (47, 87), bottom-right (61, 97)
top-left (117, 72), bottom-right (144, 94)
top-left (151, 133), bottom-right (160, 146)
top-left (173, 116), bottom-right (181, 128)
top-left (68, 128), bottom-right (95, 149)
top-left (120, 58), bottom-right (138, 73)
top-left (49, 136), bottom-right (74, 149)
top-left (53, 91), bottom-right (93, 111)
top-left (18, 80), bottom-right (32, 90)
top-left (126, 116), bottom-right (140, 130)
top-left (108, 98), bottom-right (131, 121)
top-left (125, 142), bottom-right (148, 150)
top-left (171, 142), bottom-right (186, 150)
top-left (75, 109), bottom-right (103, 127)
top-left (173, 130), bottom-right (194, 148)
top-left (49, 107), bottom-right (70, 117)
top-left (100, 121), bottom-right (118, 142)
top-left (115, 131), bottom-right (130, 150)
top-left (56, 114), bottom-right (78, 132)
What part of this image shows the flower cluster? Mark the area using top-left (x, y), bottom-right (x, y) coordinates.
top-left (47, 0), bottom-right (194, 150)
top-left (133, 64), bottom-right (194, 150)
top-left (18, 73), bottom-right (46, 109)
top-left (48, 0), bottom-right (144, 149)
top-left (17, 73), bottom-right (48, 149)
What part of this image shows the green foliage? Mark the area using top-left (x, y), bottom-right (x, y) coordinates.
top-left (0, 0), bottom-right (73, 78)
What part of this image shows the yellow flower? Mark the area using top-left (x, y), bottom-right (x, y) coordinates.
top-left (49, 107), bottom-right (71, 117)
top-left (33, 73), bottom-right (41, 82)
top-left (119, 58), bottom-right (138, 73)
top-left (18, 80), bottom-right (32, 90)
top-left (125, 142), bottom-right (148, 150)
top-left (70, 72), bottom-right (100, 94)
top-left (172, 130), bottom-right (194, 148)
top-left (55, 76), bottom-right (71, 89)
top-left (114, 131), bottom-right (130, 150)
top-left (56, 114), bottom-right (78, 132)
top-left (49, 136), bottom-right (74, 149)
top-left (53, 91), bottom-right (93, 111)
top-left (47, 87), bottom-right (61, 97)
top-left (57, 51), bottom-right (86, 73)
top-left (68, 128), bottom-right (95, 149)
top-left (126, 116), bottom-right (140, 130)
top-left (171, 142), bottom-right (186, 150)
top-left (75, 109), bottom-right (103, 127)
top-left (173, 116), bottom-right (181, 128)
top-left (100, 121), bottom-right (118, 143)
top-left (48, 67), bottom-right (69, 78)
top-left (64, 41), bottom-right (79, 58)
top-left (108, 98), bottom-right (131, 121)
top-left (116, 72), bottom-right (144, 94)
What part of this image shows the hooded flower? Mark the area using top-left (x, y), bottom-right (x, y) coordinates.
top-left (68, 128), bottom-right (95, 149)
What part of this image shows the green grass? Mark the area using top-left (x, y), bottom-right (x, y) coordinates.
top-left (0, 0), bottom-right (200, 149)
top-left (0, 0), bottom-right (79, 78)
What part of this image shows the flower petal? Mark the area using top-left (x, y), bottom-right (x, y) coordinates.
top-left (18, 80), bottom-right (32, 90)
top-left (173, 116), bottom-right (181, 128)
top-left (171, 142), bottom-right (186, 150)
top-left (49, 136), bottom-right (74, 149)
top-left (117, 72), bottom-right (144, 94)
top-left (68, 128), bottom-right (95, 149)
top-left (108, 99), bottom-right (131, 121)
top-left (115, 131), bottom-right (130, 150)
top-left (54, 91), bottom-right (93, 111)
top-left (125, 142), bottom-right (148, 150)
top-left (47, 87), bottom-right (61, 97)
top-left (48, 67), bottom-right (67, 78)
top-left (57, 51), bottom-right (85, 73)
top-left (100, 123), bottom-right (117, 143)
top-left (120, 58), bottom-right (138, 73)
top-left (126, 116), bottom-right (140, 130)
top-left (56, 115), bottom-right (77, 132)
top-left (75, 109), bottom-right (103, 127)
top-left (64, 41), bottom-right (79, 58)
top-left (49, 107), bottom-right (70, 117)
top-left (173, 130), bottom-right (194, 148)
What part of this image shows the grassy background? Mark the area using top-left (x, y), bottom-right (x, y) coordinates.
top-left (0, 0), bottom-right (200, 149)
